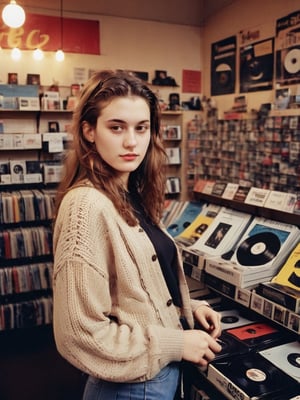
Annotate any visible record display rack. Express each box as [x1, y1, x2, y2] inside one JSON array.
[[180, 191, 300, 398], [162, 111, 186, 200], [186, 114, 300, 196], [0, 188, 56, 331], [0, 103, 71, 332]]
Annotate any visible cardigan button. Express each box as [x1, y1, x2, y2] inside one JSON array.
[[166, 299, 173, 307], [151, 254, 157, 261], [138, 228, 143, 232]]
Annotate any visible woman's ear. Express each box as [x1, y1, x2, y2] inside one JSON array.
[[82, 121, 95, 143]]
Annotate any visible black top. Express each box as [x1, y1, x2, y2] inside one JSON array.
[[128, 192, 182, 307]]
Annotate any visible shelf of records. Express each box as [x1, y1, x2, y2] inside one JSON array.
[[0, 188, 56, 224], [192, 179, 300, 225], [0, 293, 53, 331], [185, 114, 300, 195], [0, 83, 77, 112], [162, 198, 300, 335], [0, 159, 63, 186]]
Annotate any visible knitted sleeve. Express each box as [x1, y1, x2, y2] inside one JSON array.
[[52, 187, 184, 382]]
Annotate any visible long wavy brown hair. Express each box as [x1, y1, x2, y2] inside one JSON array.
[[54, 70, 167, 226]]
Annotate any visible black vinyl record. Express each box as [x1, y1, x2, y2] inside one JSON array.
[[236, 232, 281, 266], [221, 315, 239, 324], [287, 352, 300, 368], [212, 353, 297, 398], [214, 331, 249, 360]]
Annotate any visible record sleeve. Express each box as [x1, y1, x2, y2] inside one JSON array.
[[220, 308, 256, 330], [259, 340, 300, 383], [231, 217, 299, 272], [272, 242, 300, 291], [190, 207, 252, 257], [225, 321, 287, 350], [208, 352, 298, 400], [166, 201, 204, 237], [175, 203, 221, 247]]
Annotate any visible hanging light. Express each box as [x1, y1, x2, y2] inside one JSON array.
[[2, 0, 26, 28], [55, 0, 65, 62], [11, 47, 22, 60], [33, 47, 44, 61]]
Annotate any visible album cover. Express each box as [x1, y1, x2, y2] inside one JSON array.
[[244, 187, 270, 207], [190, 207, 252, 258], [225, 321, 288, 351], [167, 201, 204, 237], [264, 190, 297, 213], [10, 160, 26, 183], [272, 241, 300, 291], [221, 182, 239, 200], [240, 38, 274, 93], [260, 341, 300, 383], [208, 352, 298, 400], [176, 214, 214, 247], [175, 203, 221, 247], [275, 10, 300, 86], [211, 35, 236, 96], [211, 181, 227, 197], [230, 217, 300, 273], [165, 147, 181, 165]]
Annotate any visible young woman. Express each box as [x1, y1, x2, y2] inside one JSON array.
[[52, 70, 221, 400]]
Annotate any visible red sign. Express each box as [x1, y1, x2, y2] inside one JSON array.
[[0, 13, 100, 55], [182, 69, 201, 93]]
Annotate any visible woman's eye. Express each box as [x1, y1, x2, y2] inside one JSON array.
[[111, 125, 122, 132], [136, 125, 149, 133]]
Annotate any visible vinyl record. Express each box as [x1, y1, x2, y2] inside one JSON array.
[[213, 353, 297, 397], [236, 232, 281, 266], [221, 315, 239, 324], [215, 63, 232, 88], [284, 48, 300, 74], [214, 331, 249, 360], [287, 352, 300, 368]]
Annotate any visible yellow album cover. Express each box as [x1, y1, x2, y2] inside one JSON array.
[[271, 242, 300, 291]]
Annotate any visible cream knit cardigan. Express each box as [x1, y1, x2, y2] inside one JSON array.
[[53, 184, 205, 382]]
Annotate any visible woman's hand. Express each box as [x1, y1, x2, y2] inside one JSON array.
[[194, 305, 222, 339], [182, 329, 222, 366]]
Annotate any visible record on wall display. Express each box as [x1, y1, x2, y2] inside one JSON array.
[[284, 48, 300, 74], [236, 232, 281, 266], [211, 35, 236, 96], [240, 38, 274, 93], [275, 11, 300, 86], [210, 352, 298, 399]]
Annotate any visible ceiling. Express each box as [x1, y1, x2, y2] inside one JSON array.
[[23, 0, 234, 27]]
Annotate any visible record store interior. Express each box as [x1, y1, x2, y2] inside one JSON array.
[[1, 0, 300, 399]]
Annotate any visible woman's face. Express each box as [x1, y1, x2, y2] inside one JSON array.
[[83, 95, 151, 186]]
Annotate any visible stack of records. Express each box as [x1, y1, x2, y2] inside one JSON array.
[[166, 201, 204, 237], [205, 217, 300, 287], [259, 341, 300, 384], [208, 352, 299, 400], [189, 207, 252, 258], [175, 203, 221, 247]]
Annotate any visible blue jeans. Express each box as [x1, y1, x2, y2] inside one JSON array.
[[82, 362, 180, 400]]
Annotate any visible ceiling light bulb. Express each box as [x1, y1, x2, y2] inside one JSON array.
[[2, 0, 26, 28], [55, 49, 65, 62], [33, 48, 44, 60], [11, 47, 21, 60]]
